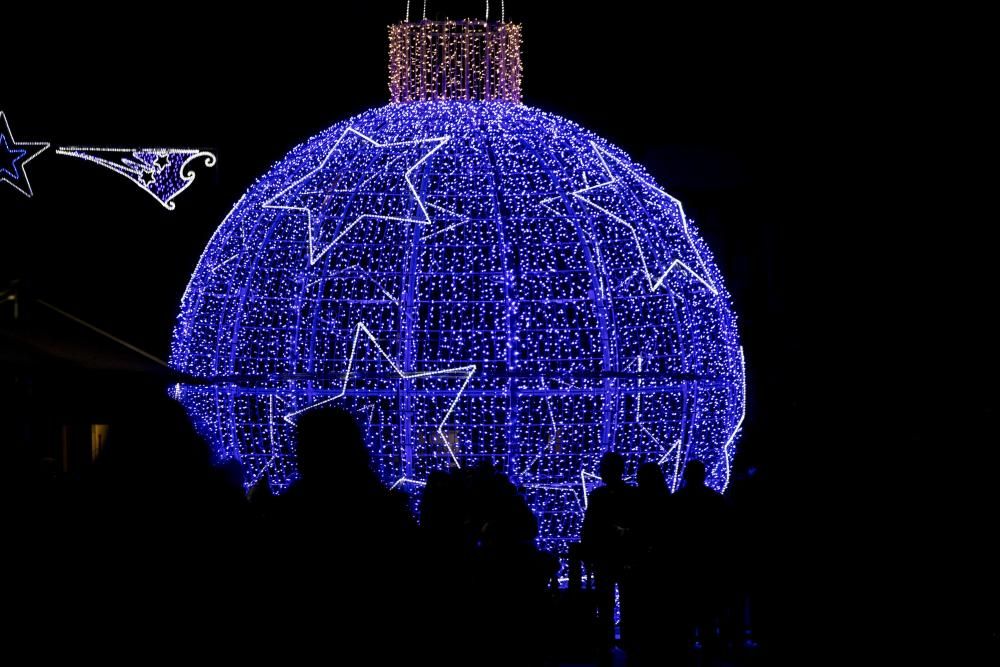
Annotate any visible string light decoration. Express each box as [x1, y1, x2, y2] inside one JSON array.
[[0, 111, 50, 198], [389, 20, 522, 103], [56, 147, 216, 210], [171, 19, 744, 556]]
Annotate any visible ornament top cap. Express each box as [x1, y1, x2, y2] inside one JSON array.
[[388, 19, 522, 104]]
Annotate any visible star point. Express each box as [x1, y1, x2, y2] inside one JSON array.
[[282, 322, 476, 468], [543, 142, 719, 296], [0, 111, 50, 198], [263, 128, 451, 265]]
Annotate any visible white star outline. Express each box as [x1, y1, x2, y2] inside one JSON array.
[[519, 396, 560, 478], [245, 394, 282, 489], [642, 425, 686, 493], [519, 396, 681, 502], [519, 396, 689, 512], [542, 142, 719, 296], [310, 264, 401, 306], [522, 467, 608, 514], [262, 128, 452, 265], [0, 111, 50, 198], [572, 430, 685, 510], [389, 477, 428, 491], [281, 322, 476, 469]]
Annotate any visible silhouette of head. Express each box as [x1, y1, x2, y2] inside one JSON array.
[[637, 462, 666, 491], [683, 459, 707, 488], [599, 451, 625, 485], [295, 408, 367, 484]]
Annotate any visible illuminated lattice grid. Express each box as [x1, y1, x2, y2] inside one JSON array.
[[172, 101, 744, 555]]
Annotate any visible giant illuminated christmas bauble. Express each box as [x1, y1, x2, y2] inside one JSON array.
[[171, 19, 744, 553]]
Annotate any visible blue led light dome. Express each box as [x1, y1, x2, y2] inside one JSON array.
[[171, 22, 743, 554]]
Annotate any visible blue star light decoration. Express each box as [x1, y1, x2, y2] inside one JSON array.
[[56, 146, 216, 210], [263, 128, 449, 264], [0, 111, 50, 198], [171, 102, 745, 556]]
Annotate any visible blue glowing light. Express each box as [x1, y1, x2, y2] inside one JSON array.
[[0, 111, 50, 198], [170, 101, 744, 554]]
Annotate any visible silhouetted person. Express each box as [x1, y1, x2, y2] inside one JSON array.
[[76, 394, 250, 658], [272, 407, 417, 661], [635, 461, 670, 551], [630, 462, 673, 663], [416, 468, 477, 664], [416, 460, 556, 666], [582, 451, 636, 660], [672, 459, 730, 657], [421, 469, 465, 550], [473, 469, 555, 666]]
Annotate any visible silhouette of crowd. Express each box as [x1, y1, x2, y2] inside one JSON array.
[[8, 393, 765, 665]]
